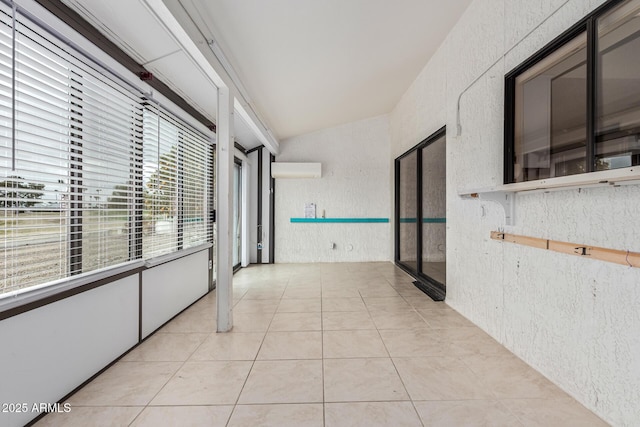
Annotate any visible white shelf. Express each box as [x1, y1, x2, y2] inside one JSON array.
[[458, 166, 640, 226]]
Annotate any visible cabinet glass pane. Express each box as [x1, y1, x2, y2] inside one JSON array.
[[514, 33, 587, 182], [596, 0, 640, 171]]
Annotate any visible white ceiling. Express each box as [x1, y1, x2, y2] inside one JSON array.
[[178, 0, 473, 140], [61, 0, 266, 150], [61, 0, 472, 146]]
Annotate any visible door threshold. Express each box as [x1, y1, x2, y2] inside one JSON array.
[[413, 280, 445, 301]]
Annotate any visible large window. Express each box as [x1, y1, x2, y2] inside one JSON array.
[[0, 5, 214, 297], [505, 0, 640, 183], [142, 107, 213, 258]]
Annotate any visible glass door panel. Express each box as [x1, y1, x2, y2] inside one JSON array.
[[420, 135, 446, 286], [398, 151, 418, 270]]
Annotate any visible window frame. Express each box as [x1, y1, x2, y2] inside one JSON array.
[[394, 126, 447, 301], [504, 0, 633, 184], [0, 1, 216, 306]]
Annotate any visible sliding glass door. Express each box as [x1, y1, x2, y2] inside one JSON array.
[[395, 127, 446, 300]]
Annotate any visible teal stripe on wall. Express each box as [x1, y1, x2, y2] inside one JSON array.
[[399, 218, 446, 223], [290, 218, 389, 223]]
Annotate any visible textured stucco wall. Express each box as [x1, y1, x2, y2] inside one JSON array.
[[390, 0, 640, 425], [275, 115, 391, 262]]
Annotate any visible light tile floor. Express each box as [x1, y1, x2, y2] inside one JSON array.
[[36, 262, 609, 427]]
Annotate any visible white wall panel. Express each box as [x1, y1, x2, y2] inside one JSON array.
[[141, 250, 209, 337], [0, 275, 138, 427]]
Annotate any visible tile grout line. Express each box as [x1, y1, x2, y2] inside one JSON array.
[[362, 284, 426, 427], [320, 272, 326, 427], [125, 299, 220, 426], [227, 276, 282, 424]]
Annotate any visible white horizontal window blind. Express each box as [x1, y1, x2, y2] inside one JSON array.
[[143, 106, 178, 258], [143, 106, 213, 258], [181, 118, 212, 250], [10, 7, 74, 287], [0, 4, 213, 297], [0, 6, 143, 294]]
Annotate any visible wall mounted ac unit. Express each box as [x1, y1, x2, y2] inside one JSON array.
[[271, 162, 322, 178]]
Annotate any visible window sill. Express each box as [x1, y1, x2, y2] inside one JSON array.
[[458, 166, 640, 225], [144, 243, 212, 268], [0, 260, 145, 316]]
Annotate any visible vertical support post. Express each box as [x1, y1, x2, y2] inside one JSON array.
[[216, 86, 234, 332], [262, 151, 272, 263], [241, 157, 250, 267], [269, 153, 275, 264], [208, 144, 216, 292], [394, 158, 400, 263], [416, 148, 423, 275], [256, 147, 263, 262]]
